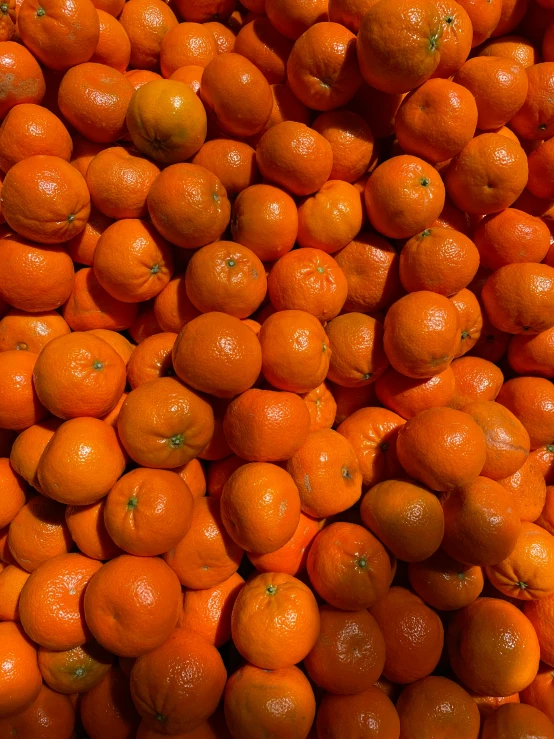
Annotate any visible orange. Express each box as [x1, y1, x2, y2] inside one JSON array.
[[104, 468, 194, 557], [509, 328, 554, 378], [286, 428, 362, 518], [84, 554, 182, 657], [159, 22, 217, 78], [231, 571, 319, 669], [119, 0, 178, 71], [247, 511, 322, 576], [328, 0, 377, 31], [0, 458, 24, 529], [126, 80, 207, 165], [18, 0, 99, 71], [234, 17, 293, 84], [297, 180, 363, 254], [268, 247, 348, 321], [65, 500, 122, 561], [301, 382, 337, 431], [0, 564, 29, 621], [126, 332, 176, 389], [256, 121, 333, 196], [448, 597, 540, 695], [521, 662, 554, 722], [86, 148, 160, 221], [528, 138, 554, 200], [70, 135, 107, 178], [169, 64, 204, 92], [129, 303, 163, 343], [396, 676, 480, 739], [220, 462, 300, 554], [0, 683, 75, 739], [87, 329, 134, 366], [63, 267, 139, 331], [130, 629, 226, 735], [286, 21, 361, 112], [0, 41, 45, 119], [304, 605, 385, 695], [361, 478, 444, 562], [58, 62, 134, 144], [163, 496, 243, 589], [0, 622, 42, 718], [147, 163, 230, 249], [38, 640, 112, 695], [454, 56, 529, 129], [33, 331, 126, 420], [365, 155, 445, 239], [93, 219, 173, 303], [66, 208, 113, 267], [1, 155, 89, 244], [525, 592, 554, 667], [369, 586, 444, 684], [80, 667, 140, 739], [173, 0, 234, 22], [179, 571, 244, 648], [0, 311, 66, 356], [0, 351, 47, 431], [474, 208, 551, 270], [375, 366, 455, 420], [264, 0, 328, 38], [0, 103, 72, 173], [445, 133, 528, 214], [511, 63, 554, 140], [480, 34, 539, 66], [383, 291, 460, 379], [192, 139, 259, 197], [470, 691, 521, 718], [185, 241, 266, 319], [357, 0, 442, 93], [0, 235, 75, 313], [231, 183, 297, 262], [200, 53, 272, 138], [204, 20, 235, 53], [396, 79, 477, 164], [253, 82, 312, 141], [468, 317, 511, 363], [172, 312, 261, 398], [400, 226, 480, 297], [486, 522, 554, 600], [481, 703, 554, 738], [19, 552, 102, 650], [455, 0, 502, 46], [259, 310, 329, 393], [432, 0, 473, 78], [497, 376, 554, 449], [90, 9, 131, 72], [533, 451, 554, 487], [326, 313, 387, 387], [8, 496, 71, 573], [498, 455, 547, 522], [223, 388, 310, 462], [316, 686, 400, 738], [408, 548, 484, 610], [307, 521, 391, 610], [311, 110, 374, 183], [442, 476, 522, 565], [463, 400, 530, 480], [337, 406, 405, 487], [224, 663, 315, 739], [117, 376, 214, 468], [153, 274, 200, 333], [100, 390, 127, 428], [449, 355, 504, 409]]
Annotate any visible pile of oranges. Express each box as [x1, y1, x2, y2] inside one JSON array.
[[2, 0, 554, 736]]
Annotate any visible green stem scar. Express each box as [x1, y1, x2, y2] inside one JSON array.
[[168, 433, 184, 448]]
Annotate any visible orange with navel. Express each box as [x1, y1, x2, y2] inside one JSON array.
[[408, 548, 484, 610]]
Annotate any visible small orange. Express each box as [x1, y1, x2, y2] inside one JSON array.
[[301, 382, 337, 431], [206, 456, 248, 499], [0, 621, 42, 718], [509, 328, 554, 378], [408, 548, 484, 610], [307, 522, 391, 610], [511, 63, 554, 141], [104, 468, 194, 557], [231, 571, 320, 669], [248, 512, 323, 576], [0, 682, 75, 737], [268, 247, 348, 321], [433, 0, 473, 78], [128, 304, 163, 344], [311, 110, 374, 183], [480, 34, 539, 67], [0, 458, 25, 529], [191, 139, 259, 197], [365, 155, 446, 239], [234, 17, 293, 84], [88, 329, 134, 366], [325, 313, 388, 387], [8, 496, 72, 573], [169, 64, 204, 93], [455, 0, 502, 47], [65, 208, 113, 267], [179, 572, 244, 648], [520, 662, 554, 722], [481, 703, 554, 738], [449, 355, 504, 409], [204, 20, 235, 53], [90, 9, 131, 72], [38, 640, 112, 695], [0, 350, 47, 431], [163, 496, 243, 590], [369, 586, 444, 684], [297, 180, 363, 254], [153, 274, 200, 333], [474, 208, 551, 270], [497, 376, 554, 449], [498, 455, 547, 523], [62, 267, 139, 332], [0, 564, 30, 621], [315, 686, 400, 738], [80, 667, 140, 739], [65, 500, 122, 561], [375, 366, 455, 420], [126, 331, 176, 388], [159, 22, 217, 78]]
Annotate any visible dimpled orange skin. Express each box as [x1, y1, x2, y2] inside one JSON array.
[[397, 407, 487, 492], [509, 328, 554, 378], [0, 682, 76, 737], [511, 63, 554, 141], [408, 549, 485, 611], [0, 41, 46, 119], [482, 263, 554, 335], [0, 310, 70, 354], [0, 564, 29, 621], [126, 332, 176, 389], [307, 522, 392, 610], [375, 366, 456, 419], [259, 310, 330, 394], [1, 155, 90, 244], [497, 376, 554, 450], [84, 555, 182, 658], [384, 292, 461, 379], [315, 686, 400, 739], [325, 313, 389, 388], [0, 621, 42, 718], [365, 155, 446, 239], [0, 458, 25, 528], [448, 597, 540, 696], [473, 208, 551, 270], [65, 500, 122, 561], [231, 572, 320, 670], [481, 703, 554, 739], [172, 312, 262, 399], [301, 382, 337, 431], [247, 512, 323, 576], [192, 139, 259, 197], [37, 641, 113, 695], [18, 553, 102, 651], [445, 133, 529, 215], [223, 389, 311, 462], [498, 455, 547, 523], [179, 571, 244, 648], [297, 180, 364, 255], [7, 496, 72, 573]]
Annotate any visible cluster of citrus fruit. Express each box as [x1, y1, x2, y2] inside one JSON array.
[[2, 0, 554, 736]]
